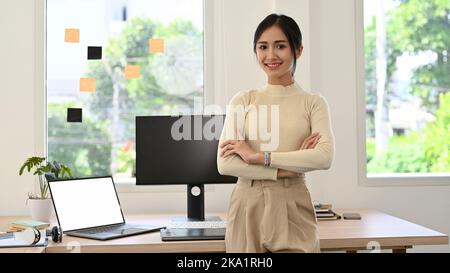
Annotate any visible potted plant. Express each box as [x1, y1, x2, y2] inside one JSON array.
[[19, 157, 73, 222]]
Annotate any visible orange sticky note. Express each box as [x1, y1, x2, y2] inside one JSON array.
[[125, 65, 141, 80], [80, 78, 96, 92], [65, 28, 80, 43], [149, 38, 164, 53]]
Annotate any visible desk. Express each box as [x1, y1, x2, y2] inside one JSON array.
[[0, 209, 447, 253], [0, 247, 45, 253], [319, 209, 448, 253]]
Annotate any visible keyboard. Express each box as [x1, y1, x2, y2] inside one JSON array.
[[166, 221, 227, 229], [161, 227, 226, 241], [82, 225, 126, 234]]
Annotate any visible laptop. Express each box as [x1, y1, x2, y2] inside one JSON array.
[[48, 176, 164, 241]]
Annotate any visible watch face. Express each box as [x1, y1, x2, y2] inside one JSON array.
[[264, 152, 270, 166]]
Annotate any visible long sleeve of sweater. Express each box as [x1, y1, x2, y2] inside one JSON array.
[[270, 94, 335, 173], [217, 92, 278, 181]]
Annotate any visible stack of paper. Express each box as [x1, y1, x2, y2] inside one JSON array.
[[10, 220, 50, 231], [314, 204, 341, 221]]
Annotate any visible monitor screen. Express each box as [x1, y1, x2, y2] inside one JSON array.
[[136, 115, 237, 185]]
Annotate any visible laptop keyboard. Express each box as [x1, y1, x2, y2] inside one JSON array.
[[81, 225, 126, 234]]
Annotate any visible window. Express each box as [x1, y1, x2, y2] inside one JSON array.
[[361, 0, 449, 181], [46, 0, 204, 179]]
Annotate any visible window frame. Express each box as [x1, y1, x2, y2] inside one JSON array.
[[38, 0, 214, 192], [355, 0, 450, 187]]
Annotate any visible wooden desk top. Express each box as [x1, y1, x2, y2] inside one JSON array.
[[0, 247, 46, 253], [320, 209, 448, 251], [46, 214, 225, 253], [0, 209, 447, 253]]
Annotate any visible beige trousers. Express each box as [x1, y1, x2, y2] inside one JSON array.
[[225, 177, 320, 253]]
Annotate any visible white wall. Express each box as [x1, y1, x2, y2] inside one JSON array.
[[0, 0, 38, 216], [0, 0, 448, 252]]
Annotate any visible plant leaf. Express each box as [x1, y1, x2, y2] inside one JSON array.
[[19, 157, 46, 175], [41, 165, 51, 172], [47, 162, 55, 172], [54, 161, 61, 173], [60, 165, 73, 178], [19, 164, 26, 175], [45, 173, 56, 182]]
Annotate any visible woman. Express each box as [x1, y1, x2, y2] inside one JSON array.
[[217, 14, 335, 253]]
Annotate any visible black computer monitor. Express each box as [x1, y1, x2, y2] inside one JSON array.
[[135, 115, 237, 222]]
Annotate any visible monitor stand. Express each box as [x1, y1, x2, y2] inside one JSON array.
[[171, 184, 222, 222], [162, 184, 226, 241]]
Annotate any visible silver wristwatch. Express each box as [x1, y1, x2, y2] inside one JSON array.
[[263, 152, 271, 166]]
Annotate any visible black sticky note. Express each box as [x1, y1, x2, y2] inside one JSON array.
[[87, 46, 102, 60], [67, 108, 82, 123]]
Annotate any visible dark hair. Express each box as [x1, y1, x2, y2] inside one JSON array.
[[253, 14, 303, 76]]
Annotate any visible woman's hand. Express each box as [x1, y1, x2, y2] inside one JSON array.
[[300, 132, 321, 150], [277, 132, 322, 179], [277, 169, 299, 178], [220, 132, 321, 167], [220, 139, 263, 165]]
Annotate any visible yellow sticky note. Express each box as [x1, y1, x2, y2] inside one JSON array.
[[125, 65, 141, 80], [80, 78, 96, 92], [149, 38, 164, 53], [65, 28, 80, 43]]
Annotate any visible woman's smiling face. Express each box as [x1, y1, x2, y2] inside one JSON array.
[[256, 25, 301, 85]]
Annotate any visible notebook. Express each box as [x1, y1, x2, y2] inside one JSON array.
[[0, 230, 48, 248]]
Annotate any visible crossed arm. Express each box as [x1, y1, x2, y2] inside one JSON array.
[[216, 94, 334, 180], [219, 133, 321, 179]]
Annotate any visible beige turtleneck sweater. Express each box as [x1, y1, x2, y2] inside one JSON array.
[[217, 82, 334, 180]]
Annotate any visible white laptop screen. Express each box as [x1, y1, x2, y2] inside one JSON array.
[[49, 177, 125, 231]]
